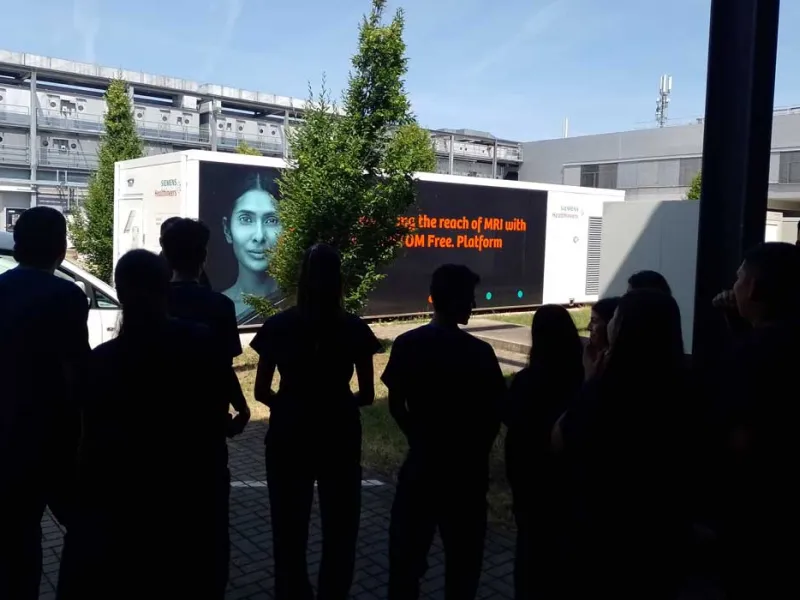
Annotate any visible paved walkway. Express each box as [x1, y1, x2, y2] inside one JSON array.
[[38, 419, 517, 599]]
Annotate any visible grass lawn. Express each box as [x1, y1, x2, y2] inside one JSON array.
[[488, 306, 592, 333], [233, 345, 515, 526]]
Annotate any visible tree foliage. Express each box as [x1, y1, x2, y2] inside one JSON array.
[[70, 78, 142, 281], [267, 0, 436, 314], [235, 141, 262, 156], [687, 169, 702, 200]]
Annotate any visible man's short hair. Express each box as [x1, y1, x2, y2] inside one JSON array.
[[160, 216, 181, 239], [161, 218, 210, 274], [430, 264, 480, 315], [628, 270, 672, 296], [742, 242, 800, 313], [13, 206, 68, 269]]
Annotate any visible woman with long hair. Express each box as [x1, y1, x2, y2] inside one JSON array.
[[554, 289, 692, 599], [57, 250, 231, 600], [250, 244, 382, 600], [505, 305, 584, 600]]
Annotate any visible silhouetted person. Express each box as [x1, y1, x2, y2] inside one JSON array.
[[583, 296, 620, 379], [383, 264, 506, 600], [505, 305, 583, 600], [250, 244, 381, 600], [553, 289, 692, 599], [0, 206, 89, 600], [627, 269, 672, 295], [161, 217, 250, 597], [707, 242, 800, 600], [159, 215, 211, 287], [56, 250, 230, 600]]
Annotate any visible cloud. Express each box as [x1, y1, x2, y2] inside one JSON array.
[[466, 0, 572, 78], [200, 0, 245, 81], [72, 0, 101, 63]]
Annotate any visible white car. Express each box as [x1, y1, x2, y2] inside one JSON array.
[[0, 231, 121, 348]]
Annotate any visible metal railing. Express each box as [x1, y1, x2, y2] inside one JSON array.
[[37, 108, 104, 134], [0, 144, 30, 165], [138, 123, 209, 145], [432, 137, 523, 162], [216, 132, 283, 154], [0, 104, 31, 127], [38, 149, 98, 170]]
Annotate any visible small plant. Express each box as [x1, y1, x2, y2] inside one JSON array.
[[686, 170, 702, 200], [235, 141, 262, 156]]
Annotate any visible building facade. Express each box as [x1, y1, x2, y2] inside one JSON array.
[[519, 109, 800, 214], [0, 50, 523, 227]]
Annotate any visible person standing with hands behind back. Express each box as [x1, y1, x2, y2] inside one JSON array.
[[383, 265, 506, 600], [161, 218, 250, 598], [250, 243, 382, 600]]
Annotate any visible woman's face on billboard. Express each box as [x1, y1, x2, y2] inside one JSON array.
[[223, 188, 281, 274]]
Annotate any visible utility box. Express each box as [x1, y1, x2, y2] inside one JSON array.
[[599, 200, 700, 349], [599, 200, 786, 351]]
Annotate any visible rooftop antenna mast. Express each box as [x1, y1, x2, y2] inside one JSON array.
[[656, 74, 673, 128]]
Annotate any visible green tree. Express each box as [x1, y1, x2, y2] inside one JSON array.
[[70, 78, 142, 281], [687, 169, 702, 200], [267, 0, 436, 314], [235, 141, 262, 156]]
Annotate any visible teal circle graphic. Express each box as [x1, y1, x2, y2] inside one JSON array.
[[517, 290, 524, 299], [485, 292, 493, 301]]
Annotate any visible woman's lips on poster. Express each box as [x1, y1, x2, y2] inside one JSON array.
[[248, 249, 266, 259]]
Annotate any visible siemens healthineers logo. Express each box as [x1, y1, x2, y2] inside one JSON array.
[[155, 179, 181, 197]]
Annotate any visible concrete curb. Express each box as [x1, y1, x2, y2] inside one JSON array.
[[472, 334, 530, 356]]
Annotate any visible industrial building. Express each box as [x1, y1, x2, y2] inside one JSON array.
[[519, 108, 800, 215], [0, 49, 523, 226]]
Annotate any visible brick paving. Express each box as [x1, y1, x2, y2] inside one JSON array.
[[38, 419, 517, 599]]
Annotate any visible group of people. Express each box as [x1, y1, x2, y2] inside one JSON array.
[[1, 205, 798, 600]]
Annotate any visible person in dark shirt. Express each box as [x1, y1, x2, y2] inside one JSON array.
[[159, 215, 211, 287], [553, 289, 692, 600], [161, 217, 250, 598], [708, 242, 800, 600], [627, 269, 672, 296], [56, 250, 230, 599], [0, 207, 90, 600], [250, 243, 381, 600], [504, 305, 583, 600], [382, 264, 506, 600]]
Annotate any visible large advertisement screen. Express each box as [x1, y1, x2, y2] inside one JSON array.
[[367, 180, 549, 316], [198, 161, 549, 324], [198, 161, 284, 326]]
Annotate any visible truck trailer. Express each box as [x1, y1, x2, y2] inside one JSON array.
[[113, 150, 624, 326]]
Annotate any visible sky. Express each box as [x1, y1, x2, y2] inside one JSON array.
[[3, 0, 800, 142]]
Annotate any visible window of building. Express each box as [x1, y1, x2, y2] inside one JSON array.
[[53, 138, 70, 153], [580, 163, 618, 189], [779, 151, 800, 183], [679, 157, 702, 186]]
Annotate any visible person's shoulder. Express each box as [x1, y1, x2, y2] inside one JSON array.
[[460, 329, 497, 357], [266, 306, 299, 327], [511, 366, 533, 388], [53, 275, 88, 302], [254, 306, 297, 338], [393, 323, 432, 346], [90, 337, 121, 365]]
